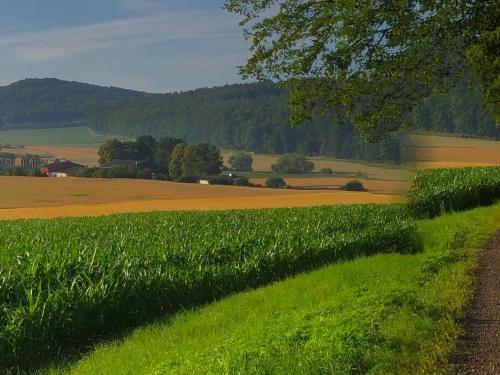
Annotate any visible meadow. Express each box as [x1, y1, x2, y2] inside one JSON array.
[[0, 204, 418, 369]]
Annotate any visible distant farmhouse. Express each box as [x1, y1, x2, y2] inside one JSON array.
[[40, 160, 85, 177]]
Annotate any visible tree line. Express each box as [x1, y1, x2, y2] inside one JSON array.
[[93, 135, 223, 180], [85, 80, 498, 165], [0, 78, 146, 130], [87, 82, 412, 164]]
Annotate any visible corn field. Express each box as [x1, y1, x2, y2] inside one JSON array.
[[0, 204, 418, 368], [408, 166, 500, 218]]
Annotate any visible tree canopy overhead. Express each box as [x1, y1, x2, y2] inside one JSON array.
[[225, 0, 499, 141]]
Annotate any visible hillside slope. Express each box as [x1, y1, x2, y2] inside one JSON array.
[[0, 77, 497, 164], [0, 78, 147, 130]]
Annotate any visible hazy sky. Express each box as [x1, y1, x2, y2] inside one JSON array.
[[0, 0, 249, 92]]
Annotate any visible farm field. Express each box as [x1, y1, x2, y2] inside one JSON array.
[[221, 150, 414, 180], [250, 176, 410, 194], [9, 145, 100, 166], [40, 204, 500, 374], [0, 204, 418, 369], [1, 166, 499, 373], [0, 176, 400, 219], [409, 134, 500, 168], [0, 127, 497, 221], [0, 126, 127, 148]]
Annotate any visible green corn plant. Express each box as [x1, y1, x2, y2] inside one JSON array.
[[0, 204, 419, 370]]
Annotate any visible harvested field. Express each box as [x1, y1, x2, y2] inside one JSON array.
[[410, 134, 500, 168], [9, 145, 99, 166], [221, 151, 413, 180], [0, 176, 400, 220], [251, 176, 410, 195]]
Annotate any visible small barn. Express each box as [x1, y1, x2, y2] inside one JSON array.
[[41, 160, 85, 177]]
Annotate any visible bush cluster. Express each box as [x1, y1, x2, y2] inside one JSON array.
[[340, 180, 366, 191], [271, 154, 315, 174], [0, 167, 45, 177], [320, 167, 334, 174], [72, 166, 152, 179], [266, 176, 286, 189]]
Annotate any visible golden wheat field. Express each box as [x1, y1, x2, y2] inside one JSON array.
[[409, 134, 500, 168], [0, 133, 497, 220], [0, 176, 399, 220], [11, 145, 100, 166], [250, 177, 410, 195]]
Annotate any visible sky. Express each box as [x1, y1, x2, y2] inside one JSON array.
[[0, 0, 250, 93]]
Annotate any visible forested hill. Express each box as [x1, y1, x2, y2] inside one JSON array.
[[0, 77, 497, 164], [0, 78, 148, 130], [86, 77, 498, 162]]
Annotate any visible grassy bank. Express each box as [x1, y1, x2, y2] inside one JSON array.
[[44, 204, 500, 374]]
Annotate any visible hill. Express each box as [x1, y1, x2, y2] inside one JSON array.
[[0, 78, 147, 131], [0, 77, 497, 164]]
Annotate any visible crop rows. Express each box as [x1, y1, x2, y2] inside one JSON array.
[[0, 204, 419, 368], [408, 166, 500, 217]]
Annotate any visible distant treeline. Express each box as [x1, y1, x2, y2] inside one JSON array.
[[87, 83, 410, 164], [0, 78, 147, 130], [0, 77, 497, 165], [91, 135, 224, 181], [411, 75, 498, 139]]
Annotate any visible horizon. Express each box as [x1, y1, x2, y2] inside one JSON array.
[[0, 76, 257, 94], [0, 0, 248, 93]]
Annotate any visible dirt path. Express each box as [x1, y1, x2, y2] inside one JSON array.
[[456, 230, 500, 374]]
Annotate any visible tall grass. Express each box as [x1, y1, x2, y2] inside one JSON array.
[[0, 205, 418, 370], [408, 166, 500, 217]]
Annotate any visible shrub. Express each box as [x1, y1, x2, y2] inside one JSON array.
[[207, 176, 233, 185], [93, 168, 110, 178], [169, 143, 223, 179], [233, 177, 251, 186], [26, 169, 45, 177], [109, 166, 138, 179], [320, 167, 334, 174], [228, 152, 253, 172], [271, 154, 315, 174], [136, 168, 153, 180], [340, 180, 366, 191], [408, 166, 500, 218], [175, 176, 198, 183], [266, 176, 286, 189], [154, 173, 167, 181]]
